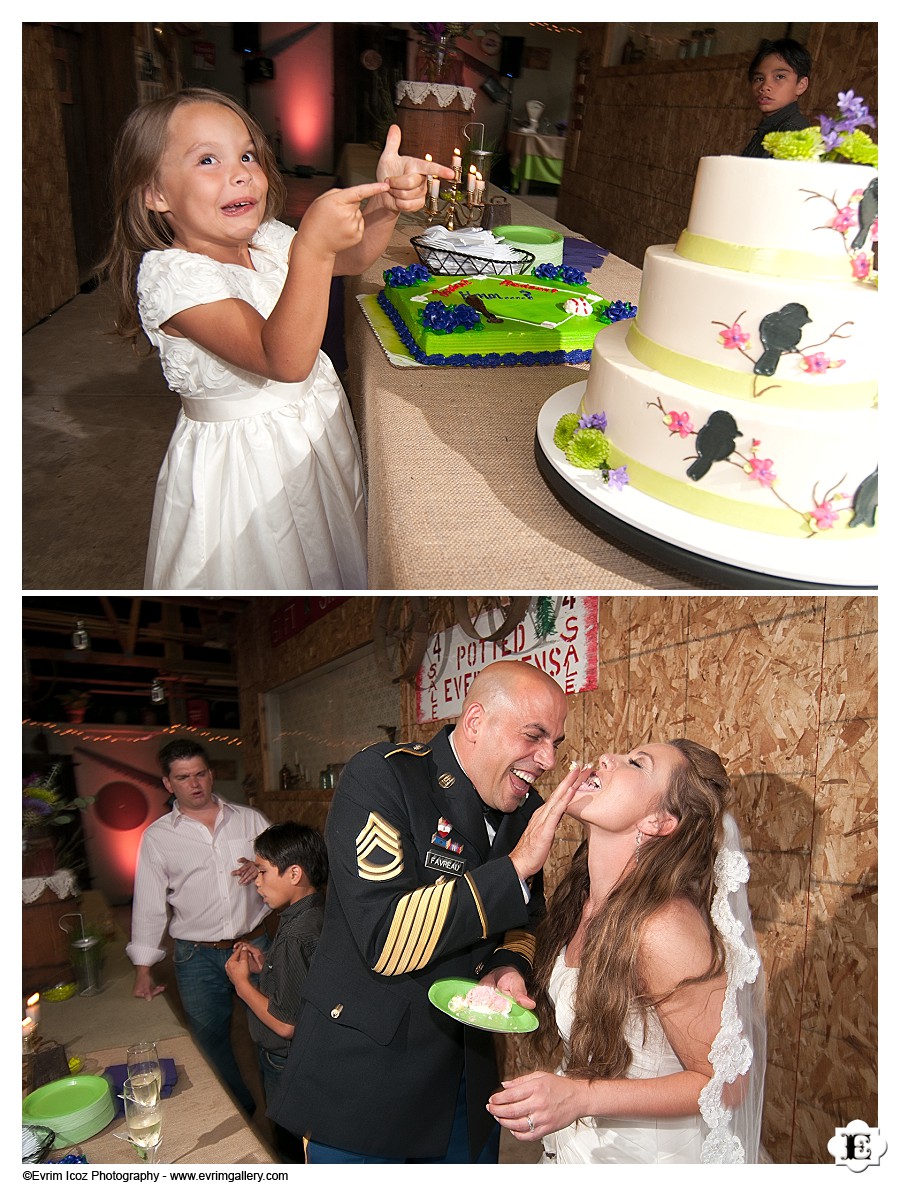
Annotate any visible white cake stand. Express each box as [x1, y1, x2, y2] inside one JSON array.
[[536, 382, 877, 590]]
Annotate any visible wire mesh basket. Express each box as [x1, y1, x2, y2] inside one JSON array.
[[410, 236, 535, 277], [22, 1125, 56, 1164]]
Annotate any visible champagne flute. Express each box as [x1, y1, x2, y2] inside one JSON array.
[[126, 1041, 161, 1100], [122, 1074, 162, 1163]]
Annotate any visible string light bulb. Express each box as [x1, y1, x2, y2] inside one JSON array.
[[72, 620, 91, 651]]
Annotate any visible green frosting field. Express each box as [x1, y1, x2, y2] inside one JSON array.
[[385, 274, 606, 359]]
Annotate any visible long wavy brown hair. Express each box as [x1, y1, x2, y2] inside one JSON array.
[[523, 738, 731, 1079], [97, 87, 286, 348]]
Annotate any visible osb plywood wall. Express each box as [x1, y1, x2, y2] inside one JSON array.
[[23, 24, 79, 328], [238, 598, 377, 801], [237, 594, 876, 1164], [558, 22, 878, 268]]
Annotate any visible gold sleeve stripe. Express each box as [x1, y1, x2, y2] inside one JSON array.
[[372, 879, 456, 975], [495, 928, 536, 965], [394, 879, 452, 974], [464, 872, 489, 939]]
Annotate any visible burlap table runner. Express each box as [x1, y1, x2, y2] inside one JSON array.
[[52, 1034, 275, 1164], [343, 188, 710, 590]]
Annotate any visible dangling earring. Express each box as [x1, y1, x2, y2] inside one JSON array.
[[635, 829, 645, 863]]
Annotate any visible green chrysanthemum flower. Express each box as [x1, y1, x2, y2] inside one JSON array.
[[763, 127, 825, 161], [831, 129, 878, 166], [553, 412, 581, 451], [565, 427, 611, 470]]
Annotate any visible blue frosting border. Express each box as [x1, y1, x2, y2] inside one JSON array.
[[376, 290, 593, 368]]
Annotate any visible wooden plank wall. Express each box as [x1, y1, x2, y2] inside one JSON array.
[[240, 594, 876, 1163], [23, 24, 80, 329], [557, 22, 878, 268]]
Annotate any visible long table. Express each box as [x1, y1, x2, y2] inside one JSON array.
[[340, 179, 708, 589], [26, 939, 275, 1164]]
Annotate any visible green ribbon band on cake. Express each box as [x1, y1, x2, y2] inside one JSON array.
[[626, 325, 876, 409], [676, 231, 856, 281], [606, 446, 872, 540]]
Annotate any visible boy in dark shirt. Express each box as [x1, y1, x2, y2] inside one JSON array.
[[741, 37, 811, 157], [226, 822, 327, 1161]]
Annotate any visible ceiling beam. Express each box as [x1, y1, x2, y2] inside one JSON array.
[[24, 646, 236, 680]]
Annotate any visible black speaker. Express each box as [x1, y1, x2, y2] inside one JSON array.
[[232, 23, 260, 55], [244, 57, 275, 84], [499, 36, 524, 79]]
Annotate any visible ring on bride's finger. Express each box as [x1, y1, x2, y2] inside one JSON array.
[[527, 1115, 535, 1133]]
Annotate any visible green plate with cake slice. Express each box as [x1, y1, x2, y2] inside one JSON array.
[[429, 977, 539, 1033]]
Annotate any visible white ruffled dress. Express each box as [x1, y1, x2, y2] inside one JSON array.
[[540, 950, 703, 1163], [137, 219, 367, 590]]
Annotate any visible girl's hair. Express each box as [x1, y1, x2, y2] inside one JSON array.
[[748, 37, 812, 83], [98, 87, 286, 347], [523, 738, 731, 1079]]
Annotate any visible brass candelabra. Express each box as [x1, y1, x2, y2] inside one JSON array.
[[424, 150, 486, 231]]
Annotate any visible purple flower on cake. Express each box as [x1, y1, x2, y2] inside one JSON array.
[[535, 263, 588, 286], [603, 300, 638, 323], [579, 412, 608, 432], [835, 90, 876, 130], [850, 253, 872, 280], [604, 465, 629, 491], [744, 456, 777, 486], [422, 300, 481, 333], [819, 92, 875, 151], [718, 322, 750, 350], [664, 410, 694, 438], [385, 264, 431, 287], [831, 206, 856, 233]]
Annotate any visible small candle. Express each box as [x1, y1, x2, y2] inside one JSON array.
[[22, 1017, 37, 1051], [25, 993, 40, 1027], [452, 147, 462, 176], [429, 175, 440, 198], [475, 172, 485, 202], [467, 165, 477, 193]]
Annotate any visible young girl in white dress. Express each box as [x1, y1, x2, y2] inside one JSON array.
[[488, 740, 767, 1163], [102, 87, 453, 589]]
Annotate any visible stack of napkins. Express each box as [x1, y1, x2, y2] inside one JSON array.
[[103, 1059, 178, 1115], [416, 226, 523, 274]]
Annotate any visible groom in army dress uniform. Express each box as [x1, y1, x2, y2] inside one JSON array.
[[269, 660, 583, 1162]]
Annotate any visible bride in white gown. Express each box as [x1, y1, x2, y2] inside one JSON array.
[[488, 739, 766, 1163]]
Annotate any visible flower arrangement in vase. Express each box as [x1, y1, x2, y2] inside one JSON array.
[[23, 763, 94, 877], [413, 23, 472, 85]]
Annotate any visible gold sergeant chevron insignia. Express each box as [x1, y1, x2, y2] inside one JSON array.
[[356, 812, 404, 881]]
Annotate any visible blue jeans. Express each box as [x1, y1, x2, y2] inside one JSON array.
[[259, 1046, 288, 1111], [306, 1074, 500, 1164], [259, 1048, 306, 1162], [173, 937, 268, 1115]]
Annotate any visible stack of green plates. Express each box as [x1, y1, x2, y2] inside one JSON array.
[[22, 1075, 115, 1149], [495, 225, 564, 269]]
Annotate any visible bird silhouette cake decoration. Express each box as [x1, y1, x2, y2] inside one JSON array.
[[550, 92, 877, 549]]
